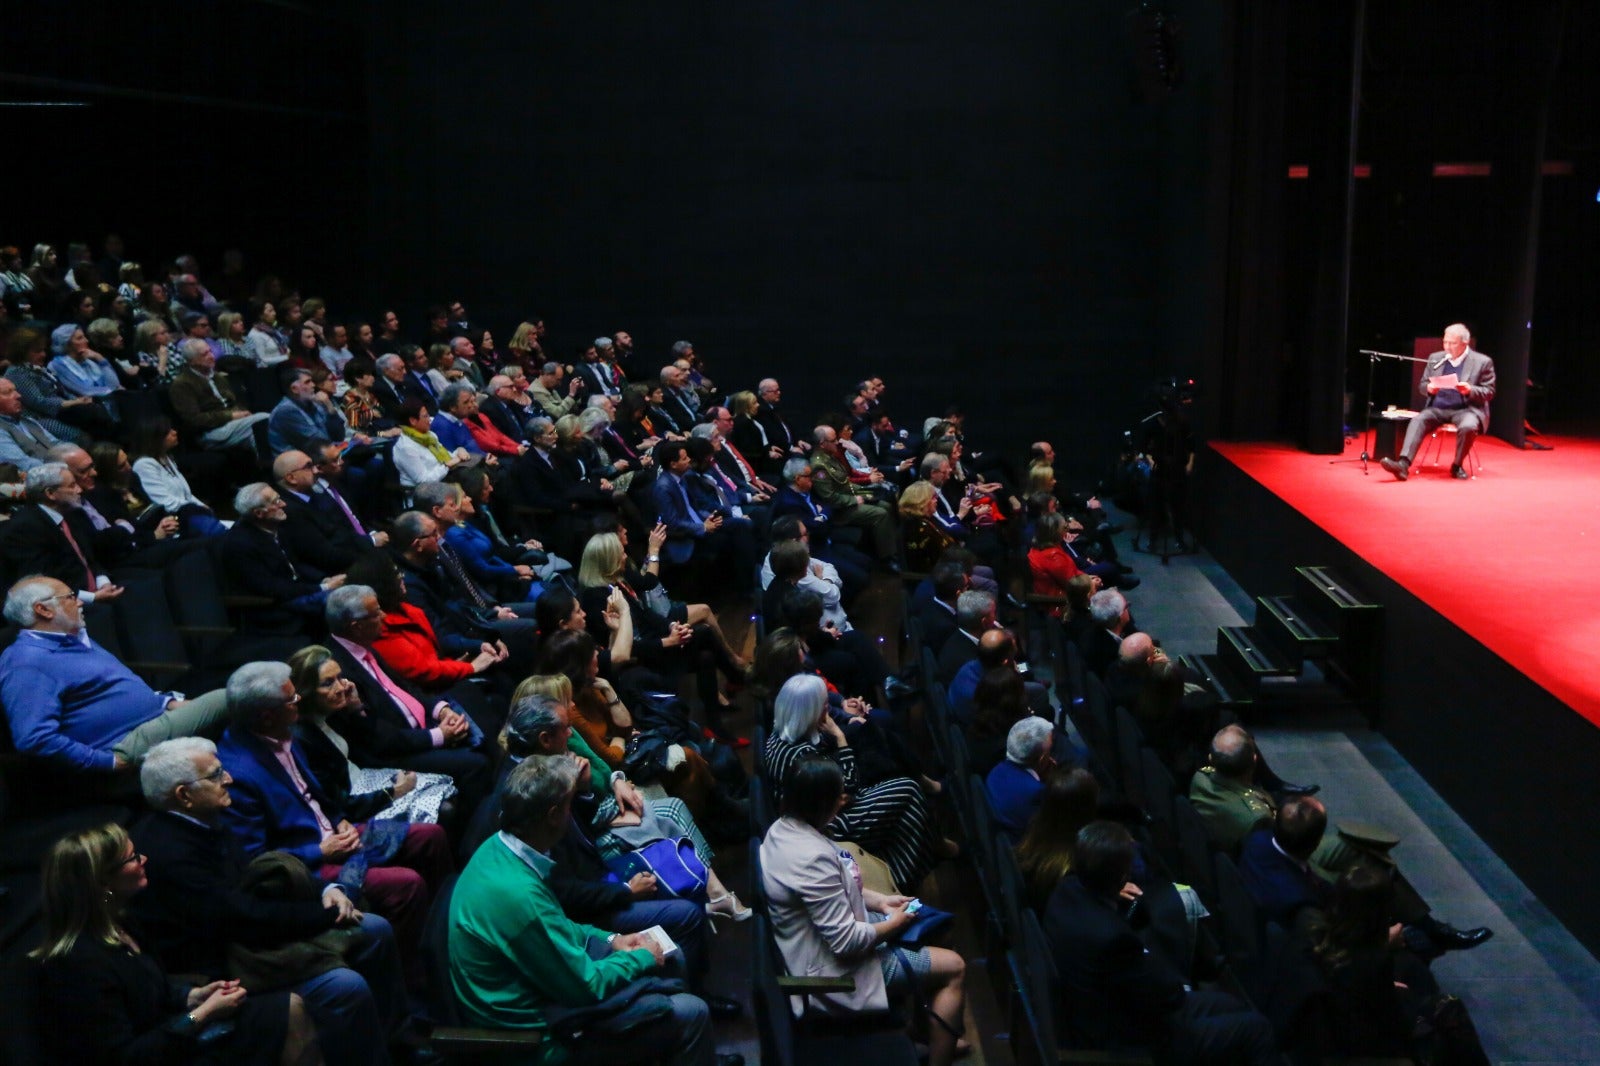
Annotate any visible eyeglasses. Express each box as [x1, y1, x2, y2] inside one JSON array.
[[32, 592, 78, 608], [188, 765, 226, 785], [119, 850, 146, 869]]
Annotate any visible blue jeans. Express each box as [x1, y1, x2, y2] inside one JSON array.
[[606, 896, 709, 984], [294, 912, 404, 1066], [563, 991, 713, 1066]]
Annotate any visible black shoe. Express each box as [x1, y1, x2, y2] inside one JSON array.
[[1099, 522, 1126, 534], [1451, 465, 1469, 479], [1116, 576, 1141, 591], [884, 675, 920, 700], [1379, 457, 1409, 481], [1429, 923, 1493, 952], [1276, 780, 1321, 797], [704, 994, 745, 1021]]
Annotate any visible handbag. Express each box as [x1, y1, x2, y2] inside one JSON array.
[[605, 837, 709, 901], [894, 903, 955, 948]]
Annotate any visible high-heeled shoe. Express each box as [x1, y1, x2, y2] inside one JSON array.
[[705, 891, 753, 926]]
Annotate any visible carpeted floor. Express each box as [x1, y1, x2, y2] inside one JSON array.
[[1211, 435, 1600, 722]]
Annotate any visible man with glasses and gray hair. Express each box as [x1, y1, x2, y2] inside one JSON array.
[[0, 575, 229, 788], [0, 461, 124, 601], [132, 736, 407, 1066], [220, 482, 346, 635]]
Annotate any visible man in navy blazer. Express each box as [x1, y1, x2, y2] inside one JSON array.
[[1381, 322, 1496, 480], [216, 661, 453, 986], [649, 440, 756, 590], [1044, 821, 1278, 1063], [985, 717, 1056, 836]]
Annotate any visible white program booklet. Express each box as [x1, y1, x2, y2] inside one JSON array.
[[637, 924, 680, 958]]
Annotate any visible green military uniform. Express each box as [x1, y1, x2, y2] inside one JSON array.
[[1188, 766, 1370, 879], [809, 449, 896, 558]]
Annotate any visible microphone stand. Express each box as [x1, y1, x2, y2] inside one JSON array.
[[1330, 349, 1429, 473]]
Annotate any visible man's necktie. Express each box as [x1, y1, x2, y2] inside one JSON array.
[[361, 648, 429, 729], [438, 542, 493, 610], [320, 481, 366, 536], [79, 499, 111, 532], [57, 517, 97, 590]]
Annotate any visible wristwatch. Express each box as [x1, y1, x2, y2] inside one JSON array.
[[610, 770, 627, 785]]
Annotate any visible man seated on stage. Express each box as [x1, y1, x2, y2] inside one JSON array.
[[1380, 323, 1495, 481]]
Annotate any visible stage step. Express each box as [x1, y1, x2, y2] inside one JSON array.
[[1253, 595, 1340, 661], [1180, 652, 1254, 711], [1217, 626, 1302, 682], [1292, 565, 1385, 714]]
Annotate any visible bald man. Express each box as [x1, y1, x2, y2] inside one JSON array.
[[273, 449, 377, 575], [1381, 323, 1496, 480]]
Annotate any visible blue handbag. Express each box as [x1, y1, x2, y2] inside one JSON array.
[[605, 837, 709, 901]]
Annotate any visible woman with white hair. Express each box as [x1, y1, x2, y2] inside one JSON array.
[[48, 323, 122, 400], [761, 673, 951, 890]]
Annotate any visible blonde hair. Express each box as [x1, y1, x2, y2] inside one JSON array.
[[1027, 462, 1056, 494], [216, 310, 243, 339], [554, 413, 583, 450], [728, 390, 758, 418], [33, 823, 131, 961], [578, 533, 625, 589], [898, 480, 936, 518], [503, 674, 574, 751], [509, 321, 540, 354]]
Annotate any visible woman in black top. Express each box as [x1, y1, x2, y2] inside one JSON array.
[[34, 822, 313, 1066]]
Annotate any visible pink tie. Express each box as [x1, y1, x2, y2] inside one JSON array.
[[362, 648, 428, 729], [58, 518, 97, 591]]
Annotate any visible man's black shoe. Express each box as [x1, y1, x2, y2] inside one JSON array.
[[1116, 576, 1141, 591], [1276, 781, 1321, 797], [1380, 457, 1409, 481], [705, 994, 744, 1021], [1451, 465, 1469, 479], [884, 675, 920, 700], [1430, 923, 1493, 952]]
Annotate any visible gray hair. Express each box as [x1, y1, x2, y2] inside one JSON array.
[[525, 416, 554, 439], [140, 737, 218, 808], [45, 443, 85, 464], [450, 336, 474, 354], [86, 317, 121, 349], [576, 406, 610, 436], [594, 337, 613, 351], [919, 453, 949, 478], [503, 692, 565, 758], [780, 457, 811, 486], [23, 462, 73, 503], [438, 383, 473, 413], [225, 661, 293, 729], [758, 378, 779, 395], [376, 353, 404, 373], [688, 422, 716, 441], [325, 583, 377, 634], [233, 482, 276, 516], [955, 590, 996, 633], [3, 576, 60, 627], [810, 425, 834, 447], [1088, 589, 1127, 627], [540, 361, 562, 377], [412, 480, 460, 514], [670, 340, 693, 358], [499, 754, 583, 835], [1005, 717, 1054, 766], [659, 366, 677, 385], [392, 510, 434, 545], [181, 337, 212, 364], [772, 673, 829, 744]]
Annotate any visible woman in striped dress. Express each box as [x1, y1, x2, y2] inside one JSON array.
[[762, 673, 953, 891]]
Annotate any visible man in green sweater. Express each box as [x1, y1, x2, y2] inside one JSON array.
[[448, 755, 741, 1065]]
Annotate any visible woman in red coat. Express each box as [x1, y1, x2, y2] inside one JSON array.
[[349, 553, 506, 692], [1026, 512, 1081, 618]]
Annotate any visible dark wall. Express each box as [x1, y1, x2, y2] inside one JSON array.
[[4, 2, 369, 306], [363, 2, 1227, 485]]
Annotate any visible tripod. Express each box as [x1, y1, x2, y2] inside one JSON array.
[[1330, 348, 1429, 472]]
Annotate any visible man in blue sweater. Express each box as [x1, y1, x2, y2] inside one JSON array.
[[0, 575, 228, 779]]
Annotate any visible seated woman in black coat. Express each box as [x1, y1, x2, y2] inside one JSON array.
[[573, 530, 746, 732], [762, 541, 891, 703], [33, 822, 316, 1066]]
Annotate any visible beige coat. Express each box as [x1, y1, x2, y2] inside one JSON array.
[[760, 815, 888, 1016]]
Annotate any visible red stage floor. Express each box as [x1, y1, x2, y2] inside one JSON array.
[[1211, 436, 1600, 723]]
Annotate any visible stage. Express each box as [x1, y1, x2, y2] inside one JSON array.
[[1198, 434, 1600, 956]]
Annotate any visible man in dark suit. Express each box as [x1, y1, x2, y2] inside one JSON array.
[[858, 410, 919, 482], [217, 662, 454, 989], [575, 342, 621, 398], [1079, 588, 1134, 679], [372, 354, 411, 421], [274, 450, 378, 576], [1045, 821, 1278, 1063], [1239, 796, 1492, 957], [706, 406, 778, 498], [985, 717, 1055, 836], [935, 589, 996, 685], [768, 456, 875, 583], [221, 482, 341, 634], [657, 365, 700, 433], [649, 440, 757, 591], [397, 344, 440, 407], [390, 510, 538, 653], [915, 561, 968, 656], [51, 443, 184, 570], [133, 737, 404, 1065], [1382, 322, 1496, 481], [1, 461, 122, 600], [480, 374, 529, 443], [754, 378, 809, 457]]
